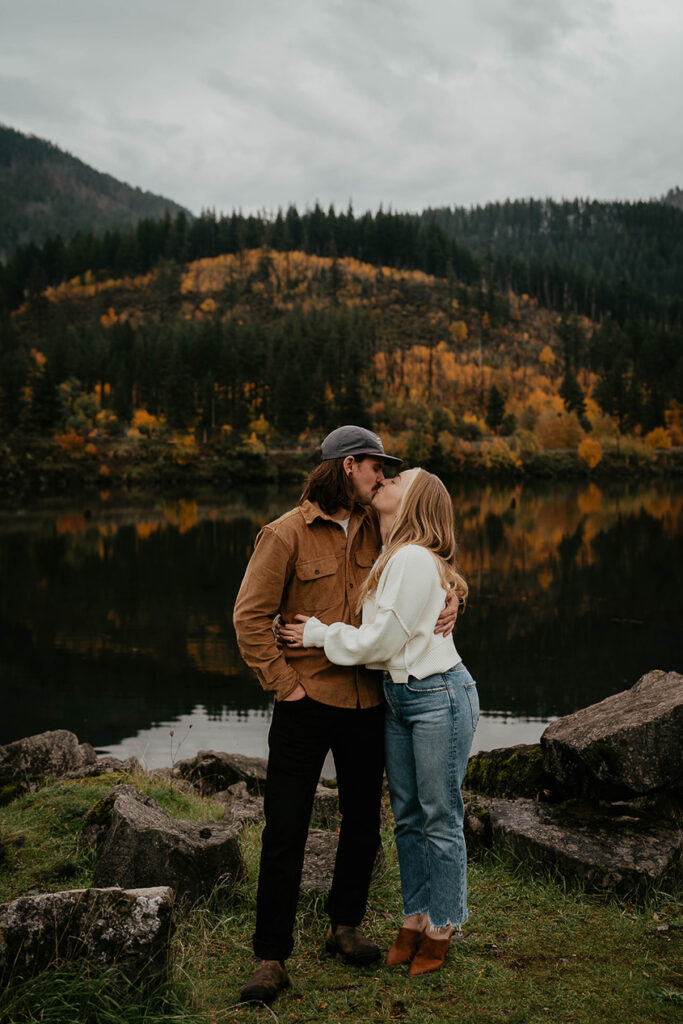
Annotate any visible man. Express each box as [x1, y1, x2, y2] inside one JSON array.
[[233, 425, 455, 1004]]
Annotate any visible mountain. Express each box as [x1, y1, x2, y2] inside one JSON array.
[[0, 125, 191, 259]]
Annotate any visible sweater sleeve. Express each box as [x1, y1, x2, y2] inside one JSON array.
[[302, 546, 441, 666]]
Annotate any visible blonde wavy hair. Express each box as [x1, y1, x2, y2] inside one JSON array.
[[356, 467, 468, 612]]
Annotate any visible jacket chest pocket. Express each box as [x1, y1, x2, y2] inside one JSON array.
[[353, 550, 375, 586], [292, 555, 339, 613]]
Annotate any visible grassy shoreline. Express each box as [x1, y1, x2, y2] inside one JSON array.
[[1, 772, 681, 1023]]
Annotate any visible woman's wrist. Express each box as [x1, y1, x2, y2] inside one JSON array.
[[303, 617, 327, 647]]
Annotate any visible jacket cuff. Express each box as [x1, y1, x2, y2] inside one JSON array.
[[276, 679, 302, 700], [303, 617, 327, 648]]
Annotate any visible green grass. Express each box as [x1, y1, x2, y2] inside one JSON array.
[[0, 772, 225, 903], [1, 778, 681, 1023]]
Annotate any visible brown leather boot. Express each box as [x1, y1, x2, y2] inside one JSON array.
[[386, 926, 423, 966], [239, 960, 290, 1003], [325, 924, 381, 965], [408, 934, 451, 976]]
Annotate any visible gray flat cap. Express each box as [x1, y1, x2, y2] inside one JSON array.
[[321, 425, 402, 466]]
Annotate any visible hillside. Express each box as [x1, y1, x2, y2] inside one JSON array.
[[2, 247, 681, 486], [0, 125, 191, 258], [419, 198, 683, 302]]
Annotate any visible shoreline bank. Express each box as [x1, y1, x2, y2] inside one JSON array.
[[2, 438, 682, 502]]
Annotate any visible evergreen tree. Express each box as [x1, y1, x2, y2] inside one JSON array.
[[0, 318, 28, 432], [486, 384, 505, 433], [559, 367, 586, 420], [273, 339, 310, 436], [163, 340, 196, 429], [27, 363, 61, 434], [109, 321, 135, 424]]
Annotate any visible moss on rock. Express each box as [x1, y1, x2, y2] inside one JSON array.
[[464, 744, 549, 799]]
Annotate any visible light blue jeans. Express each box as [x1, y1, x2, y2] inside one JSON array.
[[383, 663, 479, 928]]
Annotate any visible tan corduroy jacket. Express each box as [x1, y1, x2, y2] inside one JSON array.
[[233, 499, 383, 708]]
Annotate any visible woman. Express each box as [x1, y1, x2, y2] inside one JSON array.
[[280, 467, 479, 976]]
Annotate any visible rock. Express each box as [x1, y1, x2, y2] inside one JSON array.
[[82, 785, 245, 903], [214, 779, 340, 830], [463, 792, 494, 855], [300, 830, 340, 892], [613, 792, 682, 823], [311, 784, 341, 829], [175, 751, 268, 796], [0, 886, 174, 983], [0, 730, 97, 803], [542, 670, 683, 799], [300, 831, 385, 892], [215, 781, 265, 825], [489, 797, 683, 892], [63, 755, 142, 780], [464, 744, 549, 799]]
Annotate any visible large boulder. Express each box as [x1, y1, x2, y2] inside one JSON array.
[[175, 751, 268, 796], [489, 797, 682, 892], [0, 730, 97, 803], [0, 886, 174, 983], [82, 785, 245, 903], [542, 670, 683, 799], [464, 744, 549, 799], [63, 755, 142, 780]]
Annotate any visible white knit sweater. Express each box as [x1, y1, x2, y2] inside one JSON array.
[[302, 543, 461, 683]]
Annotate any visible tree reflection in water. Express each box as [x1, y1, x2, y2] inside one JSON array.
[[1, 480, 680, 765]]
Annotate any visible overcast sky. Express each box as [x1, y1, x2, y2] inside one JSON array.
[[1, 0, 681, 216]]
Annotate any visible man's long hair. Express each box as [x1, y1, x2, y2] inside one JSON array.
[[355, 468, 468, 611], [299, 456, 356, 515]]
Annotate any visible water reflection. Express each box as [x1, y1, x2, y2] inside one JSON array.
[[1, 480, 680, 763]]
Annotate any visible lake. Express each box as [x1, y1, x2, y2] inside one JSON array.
[[1, 478, 681, 773]]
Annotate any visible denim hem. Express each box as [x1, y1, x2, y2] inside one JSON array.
[[426, 909, 469, 929]]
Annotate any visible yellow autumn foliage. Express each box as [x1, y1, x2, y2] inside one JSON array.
[[449, 320, 468, 343], [578, 438, 603, 470], [132, 408, 161, 435], [535, 408, 585, 449], [54, 431, 85, 453], [643, 427, 671, 450]]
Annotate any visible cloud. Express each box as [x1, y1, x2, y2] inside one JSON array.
[[0, 0, 681, 213], [0, 75, 72, 126]]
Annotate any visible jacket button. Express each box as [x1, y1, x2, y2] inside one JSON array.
[[315, 569, 319, 574], [349, 583, 354, 588]]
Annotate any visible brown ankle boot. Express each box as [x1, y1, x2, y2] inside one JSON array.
[[325, 924, 381, 965], [386, 926, 423, 966], [240, 960, 290, 1003], [408, 934, 451, 976]]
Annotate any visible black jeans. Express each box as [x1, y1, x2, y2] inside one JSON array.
[[253, 695, 385, 963]]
